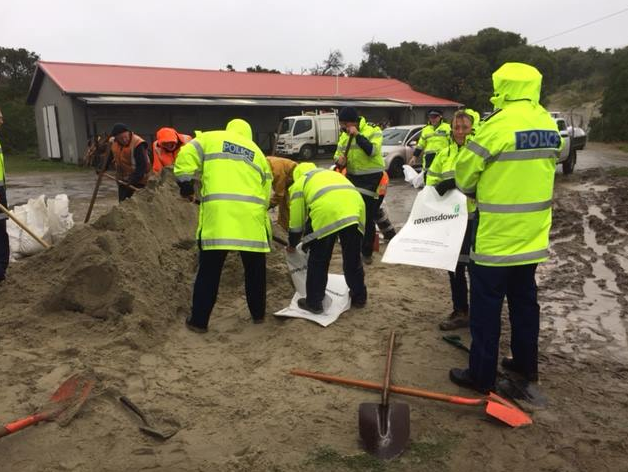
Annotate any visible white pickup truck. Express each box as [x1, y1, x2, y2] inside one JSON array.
[[555, 116, 578, 174]]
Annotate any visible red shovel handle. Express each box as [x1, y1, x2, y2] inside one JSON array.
[[0, 412, 50, 438], [290, 368, 485, 406]]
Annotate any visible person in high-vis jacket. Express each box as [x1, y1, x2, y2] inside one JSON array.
[[0, 109, 9, 283], [287, 163, 367, 314], [152, 127, 192, 174], [449, 63, 562, 393], [174, 118, 272, 332], [107, 123, 151, 202], [425, 109, 478, 331], [410, 109, 451, 173], [375, 171, 396, 242], [266, 155, 298, 231], [333, 107, 384, 265]]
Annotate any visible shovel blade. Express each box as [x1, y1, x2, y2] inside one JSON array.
[[485, 393, 533, 428], [359, 402, 410, 460]]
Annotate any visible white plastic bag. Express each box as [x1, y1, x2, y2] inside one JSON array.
[[47, 194, 74, 243], [274, 245, 351, 327], [382, 186, 467, 271], [7, 194, 74, 258], [402, 165, 424, 188]]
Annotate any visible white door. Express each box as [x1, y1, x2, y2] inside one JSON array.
[[42, 105, 62, 159]]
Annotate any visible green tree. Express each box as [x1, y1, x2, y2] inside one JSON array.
[[0, 47, 40, 153], [246, 65, 281, 74], [590, 47, 628, 141]]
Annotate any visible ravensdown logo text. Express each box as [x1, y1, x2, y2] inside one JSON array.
[[414, 213, 460, 225]]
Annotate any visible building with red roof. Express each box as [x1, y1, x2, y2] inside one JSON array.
[[27, 61, 461, 163]]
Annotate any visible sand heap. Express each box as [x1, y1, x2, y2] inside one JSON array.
[[0, 175, 294, 351]]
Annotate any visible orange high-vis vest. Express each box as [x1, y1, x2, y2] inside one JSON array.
[[377, 171, 389, 196], [152, 128, 192, 173], [110, 133, 150, 184]]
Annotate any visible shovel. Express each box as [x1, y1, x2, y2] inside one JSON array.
[[441, 335, 547, 408], [358, 331, 410, 459], [119, 396, 178, 440], [291, 368, 532, 428], [0, 373, 95, 438]]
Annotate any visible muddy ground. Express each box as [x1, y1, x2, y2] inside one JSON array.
[[0, 146, 627, 472]]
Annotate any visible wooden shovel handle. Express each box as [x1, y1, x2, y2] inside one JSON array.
[[102, 173, 140, 191], [382, 331, 395, 407], [0, 202, 50, 249], [290, 368, 484, 406]]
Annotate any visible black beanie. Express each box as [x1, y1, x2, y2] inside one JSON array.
[[338, 107, 359, 123], [110, 123, 130, 136]]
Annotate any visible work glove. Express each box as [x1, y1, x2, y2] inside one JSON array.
[[435, 179, 456, 196], [177, 181, 195, 199]]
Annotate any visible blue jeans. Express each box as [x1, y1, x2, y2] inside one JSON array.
[[468, 262, 540, 390]]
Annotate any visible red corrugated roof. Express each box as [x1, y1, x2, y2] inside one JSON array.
[[30, 61, 461, 107]]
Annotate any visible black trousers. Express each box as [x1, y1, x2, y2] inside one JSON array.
[[447, 219, 472, 311], [306, 224, 367, 309], [0, 187, 9, 281], [346, 172, 382, 258], [190, 249, 266, 327], [468, 262, 540, 391], [118, 183, 145, 202]]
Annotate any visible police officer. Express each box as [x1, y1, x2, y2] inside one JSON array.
[[0, 109, 9, 283], [410, 109, 451, 173], [174, 119, 272, 332], [425, 109, 479, 331], [286, 163, 367, 314], [449, 63, 562, 393], [334, 107, 384, 265]]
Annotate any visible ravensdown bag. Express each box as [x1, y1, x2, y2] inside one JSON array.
[[382, 186, 467, 272], [274, 244, 351, 327]]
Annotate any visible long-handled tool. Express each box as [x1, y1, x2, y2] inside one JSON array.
[[85, 159, 108, 224], [0, 373, 94, 438], [335, 134, 354, 172], [291, 368, 532, 428], [0, 202, 50, 249], [441, 335, 547, 408], [358, 332, 409, 459], [119, 396, 178, 440], [102, 173, 140, 191]]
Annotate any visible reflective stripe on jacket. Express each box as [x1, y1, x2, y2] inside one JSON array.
[[152, 128, 192, 173], [110, 133, 150, 184], [174, 124, 272, 253], [288, 164, 365, 243], [455, 66, 562, 267], [333, 117, 384, 176]]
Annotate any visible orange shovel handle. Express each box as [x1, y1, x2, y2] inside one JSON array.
[[290, 368, 484, 406], [0, 412, 50, 438]]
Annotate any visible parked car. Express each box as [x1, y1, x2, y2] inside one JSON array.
[[381, 125, 424, 178]]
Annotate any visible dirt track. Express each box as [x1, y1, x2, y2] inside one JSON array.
[[0, 147, 627, 471]]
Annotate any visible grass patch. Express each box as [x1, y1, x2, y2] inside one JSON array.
[[304, 435, 460, 472], [306, 446, 386, 472], [618, 144, 628, 154], [608, 167, 628, 178], [4, 152, 87, 173]]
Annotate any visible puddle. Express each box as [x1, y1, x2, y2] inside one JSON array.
[[546, 203, 628, 362]]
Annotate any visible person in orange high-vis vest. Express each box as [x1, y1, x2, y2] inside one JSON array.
[[152, 127, 192, 174], [107, 123, 151, 202]]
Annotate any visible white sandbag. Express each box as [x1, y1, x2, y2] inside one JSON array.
[[382, 186, 467, 272], [7, 194, 74, 258], [402, 165, 424, 188], [274, 246, 351, 327], [47, 194, 74, 243]]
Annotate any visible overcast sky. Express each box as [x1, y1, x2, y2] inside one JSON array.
[[1, 0, 627, 72]]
